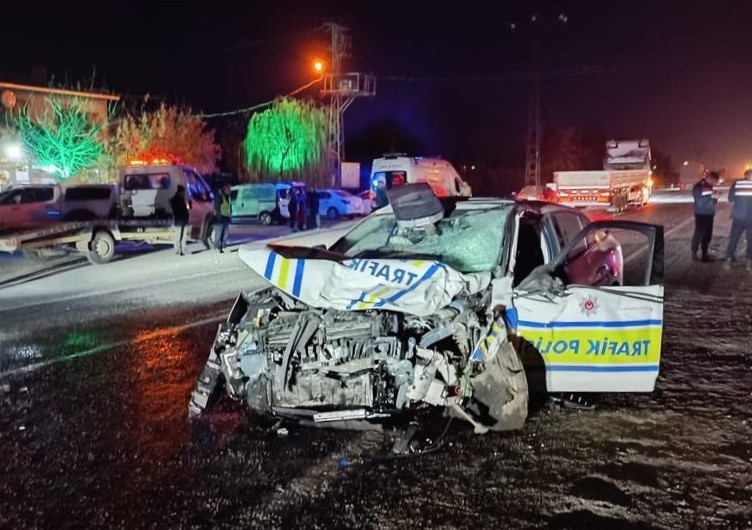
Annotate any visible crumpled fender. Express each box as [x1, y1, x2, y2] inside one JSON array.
[[238, 245, 491, 317]]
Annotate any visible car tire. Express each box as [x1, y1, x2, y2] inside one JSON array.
[[259, 211, 272, 226], [86, 230, 116, 265], [327, 207, 340, 221]]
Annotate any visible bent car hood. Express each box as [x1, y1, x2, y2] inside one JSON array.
[[239, 245, 491, 317]]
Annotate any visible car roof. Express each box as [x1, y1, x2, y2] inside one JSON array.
[[4, 184, 57, 190], [515, 199, 584, 216]]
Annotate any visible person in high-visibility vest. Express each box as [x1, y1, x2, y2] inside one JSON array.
[[214, 184, 232, 252]]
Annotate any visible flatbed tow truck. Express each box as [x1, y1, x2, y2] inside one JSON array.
[[0, 219, 185, 265]]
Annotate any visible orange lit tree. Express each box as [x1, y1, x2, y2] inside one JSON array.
[[114, 104, 220, 174]]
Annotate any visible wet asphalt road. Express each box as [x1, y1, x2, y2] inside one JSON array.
[[1, 203, 750, 530]]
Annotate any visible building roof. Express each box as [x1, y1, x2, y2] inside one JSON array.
[[0, 82, 120, 102]]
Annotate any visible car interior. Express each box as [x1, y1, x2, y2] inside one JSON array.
[[513, 218, 545, 286]]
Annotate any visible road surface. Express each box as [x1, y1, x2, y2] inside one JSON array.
[[0, 203, 750, 530]]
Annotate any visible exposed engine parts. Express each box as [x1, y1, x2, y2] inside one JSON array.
[[188, 287, 528, 437]]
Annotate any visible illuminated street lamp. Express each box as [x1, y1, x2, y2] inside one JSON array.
[[313, 60, 324, 73], [3, 142, 23, 161]]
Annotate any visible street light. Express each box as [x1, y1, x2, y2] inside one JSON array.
[[313, 60, 324, 73], [3, 142, 23, 161]]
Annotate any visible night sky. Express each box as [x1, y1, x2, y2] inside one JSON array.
[[4, 0, 752, 176]]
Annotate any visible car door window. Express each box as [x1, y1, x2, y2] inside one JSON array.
[[513, 218, 545, 286], [552, 212, 586, 256], [184, 170, 210, 202], [21, 188, 43, 203], [1, 190, 23, 205], [194, 174, 213, 202], [31, 187, 54, 202]]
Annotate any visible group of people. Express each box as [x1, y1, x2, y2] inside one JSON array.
[[170, 183, 326, 256], [287, 187, 320, 232], [170, 183, 233, 256], [692, 169, 752, 269]]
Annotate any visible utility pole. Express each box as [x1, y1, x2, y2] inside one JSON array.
[[320, 22, 375, 187], [517, 11, 567, 188], [524, 73, 542, 187]]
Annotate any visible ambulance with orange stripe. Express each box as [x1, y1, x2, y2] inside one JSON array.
[[190, 184, 665, 451]]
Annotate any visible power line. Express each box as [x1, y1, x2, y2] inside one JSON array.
[[195, 62, 636, 121], [198, 76, 323, 119], [377, 63, 635, 84]]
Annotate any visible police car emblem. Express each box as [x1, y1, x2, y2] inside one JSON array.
[[581, 296, 598, 317]]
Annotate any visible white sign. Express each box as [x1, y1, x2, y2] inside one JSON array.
[[341, 162, 361, 189]]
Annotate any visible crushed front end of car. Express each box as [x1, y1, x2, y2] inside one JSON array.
[[188, 185, 528, 449]]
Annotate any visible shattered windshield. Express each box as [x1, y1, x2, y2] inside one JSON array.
[[329, 205, 510, 273]]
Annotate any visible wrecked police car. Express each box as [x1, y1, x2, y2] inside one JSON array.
[[189, 184, 664, 444]]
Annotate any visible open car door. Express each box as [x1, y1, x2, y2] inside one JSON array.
[[509, 220, 664, 393]]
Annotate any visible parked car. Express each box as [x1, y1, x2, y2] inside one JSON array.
[[0, 183, 122, 234], [231, 183, 278, 225], [189, 184, 664, 452], [0, 185, 62, 233], [317, 188, 366, 219], [61, 184, 118, 221], [356, 190, 376, 213], [231, 182, 306, 225], [515, 184, 557, 202]]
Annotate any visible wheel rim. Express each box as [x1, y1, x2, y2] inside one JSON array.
[[96, 238, 112, 258]]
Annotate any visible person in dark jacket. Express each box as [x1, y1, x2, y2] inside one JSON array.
[[374, 182, 389, 209], [307, 187, 320, 229], [296, 188, 307, 231], [691, 171, 720, 262], [724, 169, 752, 270], [170, 185, 190, 256], [289, 189, 299, 231]]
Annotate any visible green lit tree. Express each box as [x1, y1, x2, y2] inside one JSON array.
[[244, 97, 329, 185], [16, 97, 107, 180]]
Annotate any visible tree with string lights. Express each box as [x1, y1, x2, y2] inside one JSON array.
[[244, 97, 329, 186], [113, 104, 220, 174], [15, 97, 107, 180]]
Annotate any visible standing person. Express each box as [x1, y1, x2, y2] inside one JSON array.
[[289, 188, 298, 231], [214, 183, 232, 253], [296, 188, 307, 231], [691, 171, 720, 262], [374, 181, 389, 209], [170, 185, 190, 256], [724, 169, 752, 270], [307, 187, 320, 229]]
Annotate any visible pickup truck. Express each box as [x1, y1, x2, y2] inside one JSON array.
[[0, 184, 117, 233]]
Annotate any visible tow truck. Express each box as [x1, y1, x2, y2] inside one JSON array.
[[0, 219, 179, 264], [0, 160, 215, 264]]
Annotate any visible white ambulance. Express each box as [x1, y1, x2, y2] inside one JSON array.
[[370, 155, 472, 198]]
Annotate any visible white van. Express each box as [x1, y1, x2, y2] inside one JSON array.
[[370, 155, 472, 198], [117, 163, 215, 243]]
